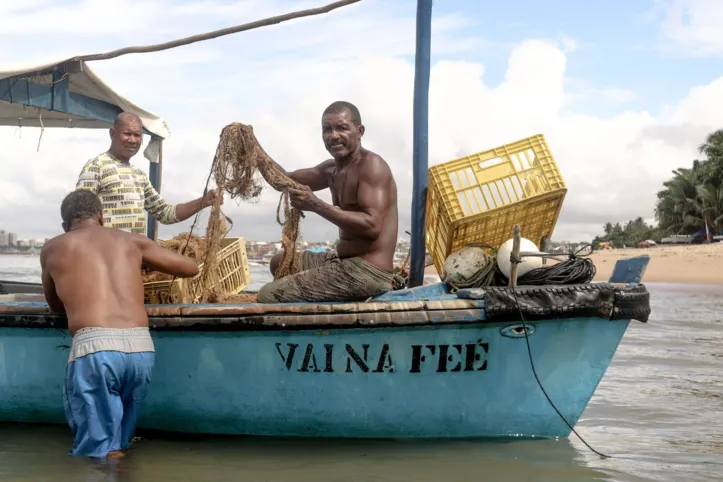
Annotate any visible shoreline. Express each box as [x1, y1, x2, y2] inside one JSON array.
[[424, 243, 723, 286], [4, 243, 723, 287]]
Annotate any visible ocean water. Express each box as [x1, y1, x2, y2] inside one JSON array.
[[0, 253, 274, 290], [0, 255, 722, 481]]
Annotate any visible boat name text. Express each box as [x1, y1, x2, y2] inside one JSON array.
[[274, 341, 489, 374]]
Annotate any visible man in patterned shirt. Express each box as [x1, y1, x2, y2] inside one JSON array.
[[76, 112, 217, 236]]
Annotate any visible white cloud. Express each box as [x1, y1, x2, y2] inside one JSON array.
[[1, 0, 722, 246], [650, 0, 723, 56], [563, 78, 638, 106], [559, 35, 580, 54]]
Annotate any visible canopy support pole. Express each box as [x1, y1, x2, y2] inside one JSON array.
[[147, 139, 163, 241], [408, 0, 433, 288]]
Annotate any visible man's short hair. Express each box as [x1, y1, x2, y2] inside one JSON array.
[[323, 101, 362, 126], [60, 190, 102, 227], [113, 111, 142, 128]]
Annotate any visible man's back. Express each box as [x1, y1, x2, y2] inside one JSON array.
[[42, 226, 149, 334], [42, 189, 200, 459]]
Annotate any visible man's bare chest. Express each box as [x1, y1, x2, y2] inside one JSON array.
[[327, 168, 360, 209]]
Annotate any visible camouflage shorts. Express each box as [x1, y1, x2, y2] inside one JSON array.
[[256, 250, 394, 303]]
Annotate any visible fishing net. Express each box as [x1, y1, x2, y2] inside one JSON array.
[[208, 122, 304, 280], [142, 122, 305, 304], [141, 232, 208, 283], [140, 223, 230, 304]]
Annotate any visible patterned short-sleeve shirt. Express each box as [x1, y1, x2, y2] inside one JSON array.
[[75, 151, 178, 234]]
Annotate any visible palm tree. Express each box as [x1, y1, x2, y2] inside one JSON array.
[[698, 129, 723, 162], [655, 164, 706, 234], [691, 182, 723, 235]]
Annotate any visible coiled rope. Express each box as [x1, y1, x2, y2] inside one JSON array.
[[517, 244, 596, 285]]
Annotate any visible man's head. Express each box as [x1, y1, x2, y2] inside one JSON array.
[[321, 101, 365, 161], [109, 112, 143, 161], [60, 190, 103, 232]]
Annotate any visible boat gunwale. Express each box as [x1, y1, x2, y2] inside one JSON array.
[[0, 310, 629, 332], [0, 256, 650, 331], [0, 297, 481, 316], [0, 280, 651, 331]]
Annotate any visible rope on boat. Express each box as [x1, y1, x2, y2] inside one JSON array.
[[510, 287, 611, 458], [516, 244, 597, 285], [441, 242, 596, 292]]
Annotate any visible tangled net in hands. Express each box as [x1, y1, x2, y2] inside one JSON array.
[[210, 122, 304, 280], [143, 122, 303, 304]]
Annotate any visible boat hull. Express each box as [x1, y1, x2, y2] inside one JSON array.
[[0, 256, 650, 439], [0, 317, 630, 439]]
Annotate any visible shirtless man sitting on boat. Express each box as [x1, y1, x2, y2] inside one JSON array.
[[40, 189, 199, 458], [257, 101, 399, 303]]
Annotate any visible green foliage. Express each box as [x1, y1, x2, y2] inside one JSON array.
[[654, 129, 723, 236], [591, 129, 723, 246], [593, 217, 661, 248]]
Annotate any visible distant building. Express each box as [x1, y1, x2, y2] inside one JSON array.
[[245, 241, 275, 260], [8, 232, 17, 246], [0, 230, 7, 247]]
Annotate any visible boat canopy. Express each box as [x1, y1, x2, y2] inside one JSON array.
[[0, 57, 171, 239], [0, 57, 170, 164]]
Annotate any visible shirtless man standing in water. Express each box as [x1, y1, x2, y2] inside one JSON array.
[[40, 189, 199, 458], [257, 101, 398, 303]]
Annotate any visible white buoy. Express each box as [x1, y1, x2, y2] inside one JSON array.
[[497, 237, 543, 279]]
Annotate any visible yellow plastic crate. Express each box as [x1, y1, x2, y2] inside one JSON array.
[[143, 237, 252, 304], [425, 134, 567, 275]]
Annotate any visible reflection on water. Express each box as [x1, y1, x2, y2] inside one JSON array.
[[0, 262, 722, 481]]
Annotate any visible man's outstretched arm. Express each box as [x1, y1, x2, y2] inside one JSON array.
[[143, 175, 217, 224], [132, 235, 200, 278], [294, 157, 389, 240], [269, 158, 334, 192]]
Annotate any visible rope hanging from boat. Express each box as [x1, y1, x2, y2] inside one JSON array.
[[504, 228, 610, 459], [509, 285, 611, 458]]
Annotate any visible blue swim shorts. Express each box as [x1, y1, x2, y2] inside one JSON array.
[[62, 327, 156, 458]]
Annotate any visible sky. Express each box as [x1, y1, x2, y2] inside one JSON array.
[[1, 0, 723, 243]]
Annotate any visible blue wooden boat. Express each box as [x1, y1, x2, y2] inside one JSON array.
[[0, 258, 650, 439], [0, 0, 652, 440]]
